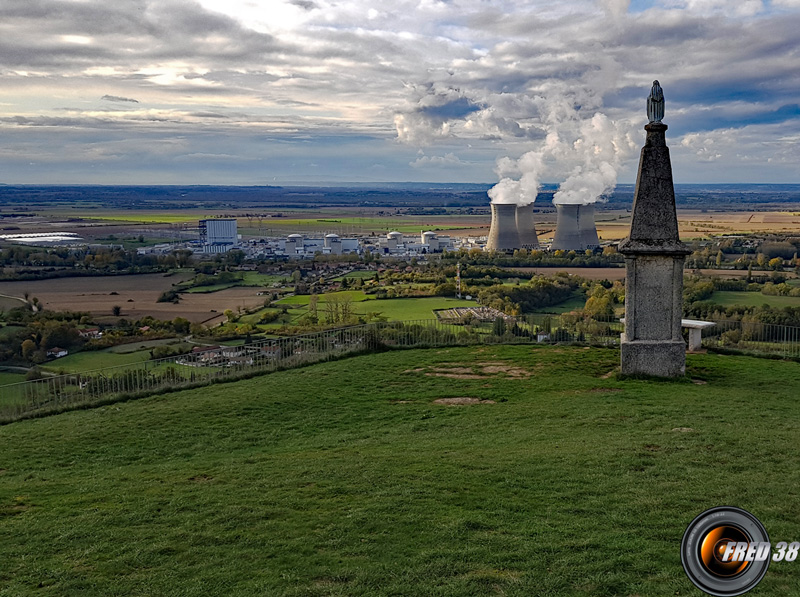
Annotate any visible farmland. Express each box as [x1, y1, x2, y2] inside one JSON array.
[[0, 274, 268, 325], [710, 290, 800, 308], [2, 345, 800, 595]]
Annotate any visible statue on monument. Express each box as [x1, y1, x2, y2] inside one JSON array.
[[647, 80, 664, 124]]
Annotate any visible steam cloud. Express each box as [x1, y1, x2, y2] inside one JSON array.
[[489, 111, 636, 207]]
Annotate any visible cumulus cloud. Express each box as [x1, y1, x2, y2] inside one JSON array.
[[1, 0, 800, 183], [409, 152, 470, 168]]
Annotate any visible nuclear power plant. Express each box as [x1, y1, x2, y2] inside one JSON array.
[[515, 204, 540, 249], [486, 203, 522, 251], [551, 204, 599, 251], [485, 199, 598, 252]]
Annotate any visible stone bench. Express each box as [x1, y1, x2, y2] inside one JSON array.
[[620, 318, 715, 352], [681, 319, 716, 352]]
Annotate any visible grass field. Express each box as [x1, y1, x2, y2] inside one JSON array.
[[40, 348, 153, 374], [0, 371, 25, 387], [710, 290, 800, 308], [272, 294, 478, 322], [275, 290, 370, 305], [2, 346, 800, 596], [533, 293, 587, 314]]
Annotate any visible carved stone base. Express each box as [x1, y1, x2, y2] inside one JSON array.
[[620, 335, 686, 378]]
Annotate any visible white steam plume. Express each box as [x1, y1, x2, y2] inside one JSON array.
[[552, 113, 636, 205], [487, 150, 543, 206]]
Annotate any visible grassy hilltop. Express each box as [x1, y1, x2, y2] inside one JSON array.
[[2, 346, 800, 596]]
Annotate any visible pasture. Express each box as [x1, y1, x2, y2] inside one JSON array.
[[40, 348, 153, 374], [2, 346, 800, 595], [710, 290, 800, 308]]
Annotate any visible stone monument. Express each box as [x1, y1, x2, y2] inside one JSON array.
[[619, 81, 690, 377]]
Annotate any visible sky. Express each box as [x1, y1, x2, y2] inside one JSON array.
[[2, 0, 800, 186]]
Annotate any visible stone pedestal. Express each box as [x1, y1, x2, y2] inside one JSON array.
[[619, 122, 690, 377], [620, 254, 686, 376]]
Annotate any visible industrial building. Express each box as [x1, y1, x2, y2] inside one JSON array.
[[199, 219, 239, 253], [280, 234, 360, 258], [376, 231, 453, 255]]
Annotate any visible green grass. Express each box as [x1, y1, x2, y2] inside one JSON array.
[[711, 290, 800, 308], [106, 339, 188, 354], [0, 371, 25, 387], [239, 272, 287, 286], [358, 297, 475, 320], [330, 271, 378, 281], [2, 346, 800, 595], [533, 293, 587, 314], [273, 293, 477, 321], [40, 348, 153, 374], [275, 290, 371, 305], [182, 283, 240, 293], [81, 212, 203, 224]]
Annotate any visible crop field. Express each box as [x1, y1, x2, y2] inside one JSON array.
[[0, 274, 266, 324], [710, 291, 800, 308], [2, 346, 800, 596]]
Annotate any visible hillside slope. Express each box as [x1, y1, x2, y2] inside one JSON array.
[[2, 346, 800, 596]]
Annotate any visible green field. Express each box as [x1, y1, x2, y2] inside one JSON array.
[[82, 212, 202, 224], [2, 346, 800, 595], [711, 290, 800, 308], [331, 271, 379, 281], [240, 216, 476, 234], [275, 290, 371, 305], [0, 371, 25, 387], [273, 293, 478, 322], [533, 293, 587, 314], [40, 348, 153, 374], [182, 283, 240, 293]]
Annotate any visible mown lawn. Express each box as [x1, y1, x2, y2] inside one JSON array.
[[2, 346, 800, 596], [710, 290, 800, 308], [40, 348, 153, 374], [275, 290, 371, 305], [0, 371, 25, 387], [532, 293, 587, 314], [270, 295, 478, 322]]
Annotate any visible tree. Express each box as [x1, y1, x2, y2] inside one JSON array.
[[111, 305, 122, 317], [308, 294, 319, 318], [492, 316, 507, 336], [769, 257, 784, 270], [21, 339, 36, 361]]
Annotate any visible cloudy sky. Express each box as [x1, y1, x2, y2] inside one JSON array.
[[1, 0, 800, 185]]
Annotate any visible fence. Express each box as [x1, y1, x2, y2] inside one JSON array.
[[2, 314, 800, 424], [0, 315, 624, 423], [699, 319, 800, 358]]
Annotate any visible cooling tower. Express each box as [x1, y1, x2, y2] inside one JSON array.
[[552, 204, 583, 250], [578, 204, 599, 249], [515, 204, 540, 250], [486, 203, 521, 251]]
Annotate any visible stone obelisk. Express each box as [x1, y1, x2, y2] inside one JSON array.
[[619, 81, 690, 377]]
